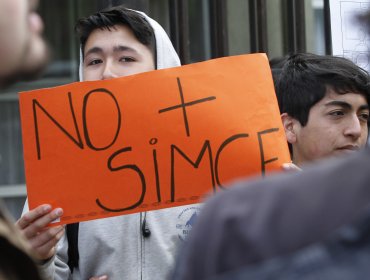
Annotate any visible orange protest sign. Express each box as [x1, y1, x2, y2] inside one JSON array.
[[19, 54, 290, 225]]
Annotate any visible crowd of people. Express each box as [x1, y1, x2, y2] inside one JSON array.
[[1, 1, 370, 279]]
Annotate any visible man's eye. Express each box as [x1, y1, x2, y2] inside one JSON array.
[[120, 57, 135, 62], [87, 59, 102, 66], [359, 112, 369, 121], [329, 110, 344, 117]]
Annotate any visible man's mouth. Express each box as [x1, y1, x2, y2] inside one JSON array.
[[336, 145, 359, 151]]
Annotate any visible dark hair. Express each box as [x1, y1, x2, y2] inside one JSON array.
[[276, 53, 370, 126], [270, 56, 288, 90], [0, 202, 43, 280], [0, 237, 43, 280], [75, 5, 156, 62]]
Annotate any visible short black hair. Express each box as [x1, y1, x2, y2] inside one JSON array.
[[75, 5, 156, 63], [270, 56, 288, 90], [276, 53, 370, 126]]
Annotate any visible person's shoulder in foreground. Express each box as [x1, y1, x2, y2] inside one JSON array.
[[210, 207, 370, 280], [171, 148, 370, 280]]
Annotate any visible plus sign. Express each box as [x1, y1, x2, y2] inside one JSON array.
[[159, 77, 216, 137]]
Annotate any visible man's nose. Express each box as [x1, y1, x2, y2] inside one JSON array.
[[344, 115, 362, 139], [101, 62, 118, 80]]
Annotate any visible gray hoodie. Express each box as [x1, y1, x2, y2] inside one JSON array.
[[27, 10, 201, 280]]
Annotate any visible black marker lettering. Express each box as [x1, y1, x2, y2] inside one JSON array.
[[32, 92, 83, 160], [215, 133, 249, 189], [82, 88, 121, 151], [150, 138, 161, 202], [159, 77, 216, 137], [170, 141, 215, 201], [258, 128, 279, 177], [96, 147, 146, 212]]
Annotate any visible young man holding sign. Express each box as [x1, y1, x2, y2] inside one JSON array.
[[18, 5, 201, 280]]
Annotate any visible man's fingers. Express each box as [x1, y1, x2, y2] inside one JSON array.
[[16, 204, 52, 229], [32, 227, 65, 260], [29, 225, 65, 248], [15, 205, 65, 261], [21, 208, 63, 239]]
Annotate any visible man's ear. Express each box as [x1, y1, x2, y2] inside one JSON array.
[[281, 113, 298, 144]]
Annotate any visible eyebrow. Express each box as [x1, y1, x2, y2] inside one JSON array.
[[113, 45, 139, 54], [84, 45, 139, 58], [325, 100, 369, 110]]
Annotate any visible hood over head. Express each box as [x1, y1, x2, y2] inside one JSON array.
[[79, 9, 180, 81]]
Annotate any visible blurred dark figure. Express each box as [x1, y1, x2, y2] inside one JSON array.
[[0, 203, 43, 280], [0, 0, 49, 279]]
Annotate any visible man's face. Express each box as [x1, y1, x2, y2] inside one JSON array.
[[82, 24, 155, 81], [0, 0, 48, 87], [289, 88, 369, 165]]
